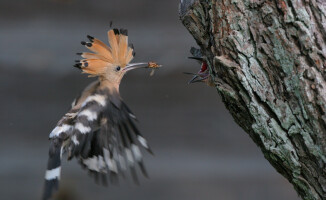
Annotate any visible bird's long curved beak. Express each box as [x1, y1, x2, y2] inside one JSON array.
[[123, 62, 149, 72]]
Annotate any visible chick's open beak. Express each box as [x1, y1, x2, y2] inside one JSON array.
[[186, 56, 209, 84], [184, 70, 209, 84], [188, 57, 204, 62], [187, 74, 209, 84]]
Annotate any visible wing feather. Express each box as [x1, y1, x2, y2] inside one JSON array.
[[66, 89, 151, 184]]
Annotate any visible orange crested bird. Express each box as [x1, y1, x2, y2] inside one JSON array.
[[185, 47, 214, 87], [42, 28, 160, 200]]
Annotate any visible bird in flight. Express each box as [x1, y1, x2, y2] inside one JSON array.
[[185, 47, 214, 86], [43, 28, 160, 200]]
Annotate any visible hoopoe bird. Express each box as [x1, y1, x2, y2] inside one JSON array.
[[185, 47, 214, 87], [43, 28, 160, 200]]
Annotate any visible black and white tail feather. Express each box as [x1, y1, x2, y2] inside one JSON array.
[[42, 87, 152, 200]]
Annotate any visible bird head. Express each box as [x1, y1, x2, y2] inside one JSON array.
[[186, 57, 210, 84], [75, 28, 160, 87], [185, 47, 214, 87]]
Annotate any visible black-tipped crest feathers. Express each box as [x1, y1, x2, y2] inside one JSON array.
[[75, 28, 135, 75], [87, 35, 94, 42], [120, 29, 128, 36]]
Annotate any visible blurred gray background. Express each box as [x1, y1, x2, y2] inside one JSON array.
[[0, 0, 300, 199]]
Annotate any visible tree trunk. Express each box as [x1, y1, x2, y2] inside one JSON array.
[[179, 0, 326, 199]]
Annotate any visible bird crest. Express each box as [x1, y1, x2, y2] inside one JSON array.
[[75, 28, 135, 76]]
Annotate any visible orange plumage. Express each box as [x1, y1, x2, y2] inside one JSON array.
[[75, 28, 134, 75]]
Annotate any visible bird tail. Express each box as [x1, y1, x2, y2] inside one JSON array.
[[42, 138, 63, 200]]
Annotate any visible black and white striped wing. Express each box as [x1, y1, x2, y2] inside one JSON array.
[[67, 91, 152, 183], [43, 90, 152, 200], [43, 109, 77, 200]]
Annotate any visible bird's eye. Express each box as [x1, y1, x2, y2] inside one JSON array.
[[116, 66, 121, 71]]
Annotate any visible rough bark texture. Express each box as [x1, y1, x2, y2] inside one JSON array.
[[179, 0, 326, 199]]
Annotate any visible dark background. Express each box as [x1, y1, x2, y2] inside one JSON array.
[[0, 0, 300, 199]]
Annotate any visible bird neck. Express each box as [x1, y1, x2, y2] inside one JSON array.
[[98, 77, 120, 95]]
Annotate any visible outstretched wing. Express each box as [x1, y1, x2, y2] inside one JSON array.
[[43, 86, 152, 199], [67, 89, 152, 183]]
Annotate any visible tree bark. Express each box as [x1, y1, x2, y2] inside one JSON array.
[[179, 0, 326, 199]]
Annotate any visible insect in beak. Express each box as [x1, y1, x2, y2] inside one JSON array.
[[123, 62, 162, 72]]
